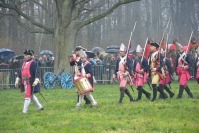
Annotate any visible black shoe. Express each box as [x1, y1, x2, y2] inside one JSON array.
[[176, 96, 182, 99], [135, 98, 141, 101], [159, 94, 163, 99], [130, 98, 135, 102], [146, 93, 151, 100], [151, 99, 155, 102], [38, 107, 44, 111], [170, 93, 175, 98], [163, 94, 169, 99]]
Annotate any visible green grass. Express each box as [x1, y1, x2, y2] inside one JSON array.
[[0, 81, 199, 133]]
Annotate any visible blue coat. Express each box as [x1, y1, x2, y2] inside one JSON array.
[[83, 62, 94, 86], [114, 56, 133, 76], [133, 57, 148, 72], [18, 60, 40, 93]]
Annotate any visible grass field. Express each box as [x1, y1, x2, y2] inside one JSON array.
[[0, 81, 199, 133]]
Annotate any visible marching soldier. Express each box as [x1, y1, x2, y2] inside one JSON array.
[[176, 46, 193, 98], [148, 43, 166, 102], [158, 50, 175, 99], [133, 45, 151, 101], [113, 43, 134, 103], [70, 46, 91, 105], [15, 50, 43, 114], [75, 49, 98, 108]]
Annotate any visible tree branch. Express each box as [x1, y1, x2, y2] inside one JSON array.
[[16, 16, 51, 34], [77, 0, 140, 30], [0, 3, 54, 34]]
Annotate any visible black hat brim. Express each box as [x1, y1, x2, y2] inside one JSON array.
[[150, 43, 159, 48]]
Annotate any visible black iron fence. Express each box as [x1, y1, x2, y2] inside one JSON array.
[[0, 65, 116, 89]]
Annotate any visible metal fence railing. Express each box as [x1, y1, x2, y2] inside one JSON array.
[[0, 65, 116, 89]]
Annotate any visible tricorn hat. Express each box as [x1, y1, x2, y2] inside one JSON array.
[[75, 46, 87, 51], [150, 42, 159, 48], [23, 49, 34, 56]]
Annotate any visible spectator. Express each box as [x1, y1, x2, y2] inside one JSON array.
[[9, 57, 21, 88]]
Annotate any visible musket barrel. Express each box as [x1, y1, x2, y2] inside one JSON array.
[[141, 37, 148, 63]]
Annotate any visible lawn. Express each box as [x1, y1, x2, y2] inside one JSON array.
[[0, 81, 199, 133]]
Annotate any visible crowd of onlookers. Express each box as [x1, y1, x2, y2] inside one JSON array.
[[0, 54, 55, 69], [0, 54, 55, 88]]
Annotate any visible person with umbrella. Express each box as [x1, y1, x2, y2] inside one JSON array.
[[15, 50, 44, 114]]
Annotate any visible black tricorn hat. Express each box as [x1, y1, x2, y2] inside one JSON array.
[[74, 46, 87, 51], [23, 49, 34, 56], [150, 43, 159, 48]]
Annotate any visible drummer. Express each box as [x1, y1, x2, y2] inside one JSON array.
[[70, 46, 91, 105], [75, 49, 98, 109]]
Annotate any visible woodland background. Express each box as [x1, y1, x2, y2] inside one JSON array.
[[0, 0, 199, 69]]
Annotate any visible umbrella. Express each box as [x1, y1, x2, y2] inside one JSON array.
[[85, 51, 95, 58], [106, 45, 119, 50], [106, 49, 119, 53], [91, 47, 105, 54], [14, 54, 24, 60], [40, 50, 53, 55], [129, 50, 136, 55], [106, 45, 120, 53], [0, 48, 15, 61]]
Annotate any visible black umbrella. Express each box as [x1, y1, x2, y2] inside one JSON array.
[[14, 54, 24, 60], [40, 50, 53, 55], [106, 48, 119, 53], [85, 51, 95, 58], [106, 45, 120, 53], [91, 47, 105, 54], [129, 50, 136, 55], [106, 45, 119, 50], [0, 48, 15, 61]]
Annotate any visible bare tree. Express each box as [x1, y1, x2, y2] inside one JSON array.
[[0, 0, 140, 71]]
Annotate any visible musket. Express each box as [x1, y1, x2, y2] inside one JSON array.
[[185, 31, 194, 54], [138, 37, 153, 90], [124, 21, 137, 92], [165, 22, 172, 59], [154, 18, 171, 85], [181, 31, 193, 65], [158, 17, 171, 64], [124, 31, 133, 92], [141, 37, 148, 63], [124, 21, 137, 63], [161, 22, 172, 84]]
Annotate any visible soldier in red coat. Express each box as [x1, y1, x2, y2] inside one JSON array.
[[70, 46, 91, 105], [188, 37, 199, 53], [176, 46, 193, 98], [148, 43, 166, 102], [113, 43, 134, 103], [15, 50, 43, 114], [133, 45, 151, 101]]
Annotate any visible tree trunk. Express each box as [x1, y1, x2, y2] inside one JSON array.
[[54, 21, 78, 72]]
